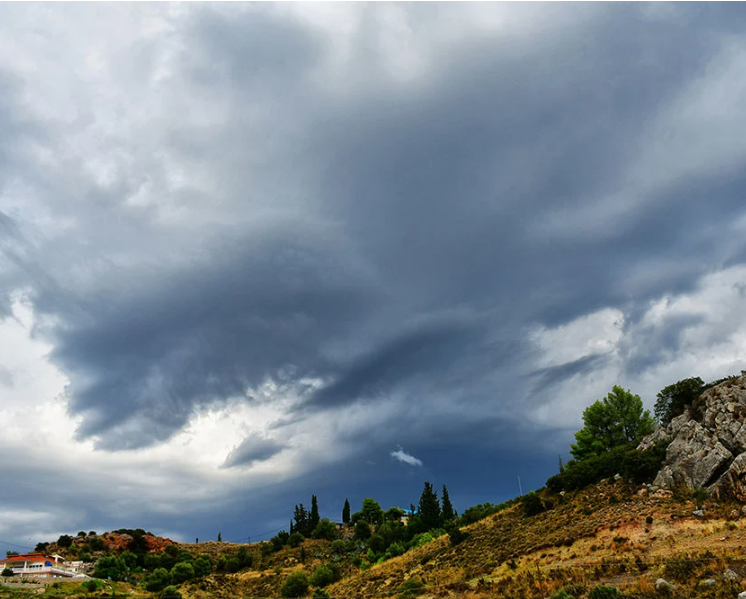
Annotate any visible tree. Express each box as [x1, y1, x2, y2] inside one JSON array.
[[570, 386, 655, 461], [312, 518, 337, 541], [361, 498, 383, 525], [217, 532, 222, 543], [441, 485, 455, 523], [160, 586, 182, 599], [288, 532, 305, 548], [94, 556, 125, 581], [342, 499, 351, 524], [193, 556, 212, 578], [309, 495, 320, 532], [293, 504, 309, 537], [354, 521, 371, 541], [418, 482, 441, 531], [654, 377, 704, 425], [145, 568, 171, 592], [170, 562, 195, 584], [309, 565, 336, 587], [281, 570, 309, 598], [56, 535, 74, 548]]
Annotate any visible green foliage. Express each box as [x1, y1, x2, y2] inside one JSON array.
[[309, 565, 337, 587], [89, 537, 105, 551], [171, 561, 195, 584], [361, 497, 384, 525], [445, 522, 469, 545], [225, 557, 240, 573], [571, 386, 655, 460], [217, 532, 222, 542], [309, 495, 320, 532], [655, 377, 704, 425], [547, 442, 668, 493], [330, 540, 345, 555], [176, 550, 192, 563], [457, 499, 519, 526], [119, 551, 137, 570], [159, 585, 182, 599], [410, 532, 434, 548], [56, 535, 74, 548], [384, 507, 406, 522], [93, 556, 125, 581], [288, 532, 305, 548], [398, 577, 426, 598], [281, 570, 309, 598], [312, 589, 330, 599], [692, 487, 709, 503], [368, 534, 386, 553], [164, 545, 180, 558], [550, 591, 575, 599], [342, 499, 351, 524], [386, 541, 406, 558], [193, 555, 212, 577], [82, 580, 99, 593], [522, 491, 546, 517], [144, 568, 171, 592], [1, 568, 13, 577], [215, 556, 226, 572], [354, 521, 371, 541], [35, 542, 49, 553], [440, 485, 455, 523], [312, 518, 338, 541], [417, 482, 441, 531], [144, 554, 162, 570], [588, 585, 619, 599], [237, 546, 253, 568]]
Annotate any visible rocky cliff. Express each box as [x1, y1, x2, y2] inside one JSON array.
[[639, 373, 746, 500]]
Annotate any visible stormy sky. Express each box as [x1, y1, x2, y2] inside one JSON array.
[[2, 3, 746, 551]]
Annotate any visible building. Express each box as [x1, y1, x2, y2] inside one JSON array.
[[0, 553, 77, 578]]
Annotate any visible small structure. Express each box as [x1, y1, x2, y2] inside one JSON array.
[[0, 553, 76, 578]]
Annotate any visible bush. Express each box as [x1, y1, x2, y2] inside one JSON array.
[[193, 555, 212, 577], [93, 556, 125, 581], [386, 541, 406, 558], [312, 589, 330, 599], [281, 570, 309, 598], [225, 557, 240, 573], [546, 443, 668, 493], [288, 532, 305, 548], [57, 535, 74, 548], [368, 534, 386, 553], [445, 523, 469, 545], [159, 585, 182, 599], [144, 568, 172, 592], [309, 565, 336, 587], [171, 561, 195, 584], [312, 518, 338, 541], [354, 521, 371, 541], [550, 591, 574, 599], [330, 540, 345, 555], [522, 491, 546, 517], [398, 577, 425, 598], [588, 585, 619, 599], [82, 580, 99, 593], [1, 568, 13, 577]]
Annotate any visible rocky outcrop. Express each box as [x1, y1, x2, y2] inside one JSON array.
[[639, 374, 746, 500]]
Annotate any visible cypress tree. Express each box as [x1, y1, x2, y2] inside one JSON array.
[[309, 495, 320, 532], [217, 532, 222, 542], [342, 498, 351, 524], [418, 481, 441, 531], [293, 504, 308, 536], [441, 485, 455, 523]]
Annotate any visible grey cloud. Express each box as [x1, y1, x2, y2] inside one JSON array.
[[223, 435, 284, 469]]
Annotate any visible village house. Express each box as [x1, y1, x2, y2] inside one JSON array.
[[0, 553, 78, 578]]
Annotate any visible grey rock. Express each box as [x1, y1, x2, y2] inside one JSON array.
[[613, 473, 622, 481], [739, 592, 746, 599], [655, 578, 675, 592], [699, 578, 716, 587], [722, 569, 740, 581], [693, 509, 705, 518], [639, 375, 746, 500]]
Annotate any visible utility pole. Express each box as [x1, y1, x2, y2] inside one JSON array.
[[518, 476, 523, 496]]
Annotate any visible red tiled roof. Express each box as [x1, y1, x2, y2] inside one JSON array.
[[0, 553, 52, 564]]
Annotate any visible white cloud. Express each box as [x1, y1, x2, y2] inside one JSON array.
[[390, 446, 423, 467]]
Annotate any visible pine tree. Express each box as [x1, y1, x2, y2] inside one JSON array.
[[309, 495, 320, 532], [217, 532, 222, 542], [441, 485, 455, 523], [418, 481, 441, 531], [342, 498, 351, 524], [289, 520, 294, 535]]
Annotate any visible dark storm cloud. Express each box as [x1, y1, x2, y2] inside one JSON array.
[[4, 2, 746, 457], [529, 354, 613, 394], [223, 435, 284, 469]]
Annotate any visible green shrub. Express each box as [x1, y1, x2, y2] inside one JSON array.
[[170, 561, 195, 584], [550, 591, 574, 599], [330, 540, 345, 555], [354, 521, 371, 541], [288, 532, 305, 548], [546, 443, 667, 493], [1, 568, 13, 577], [82, 580, 99, 593], [281, 570, 309, 598], [398, 577, 425, 598], [312, 589, 330, 599], [193, 555, 212, 577], [588, 585, 619, 599], [312, 518, 338, 541], [144, 568, 171, 592], [159, 585, 182, 599], [522, 491, 546, 517], [225, 557, 240, 573], [309, 565, 336, 587]]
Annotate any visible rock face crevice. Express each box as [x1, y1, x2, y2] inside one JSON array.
[[638, 374, 746, 500]]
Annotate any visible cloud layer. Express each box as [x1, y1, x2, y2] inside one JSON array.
[[2, 3, 746, 549]]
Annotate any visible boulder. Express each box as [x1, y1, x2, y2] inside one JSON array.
[[722, 569, 740, 581], [693, 509, 705, 518], [655, 578, 675, 592], [698, 579, 716, 587]]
